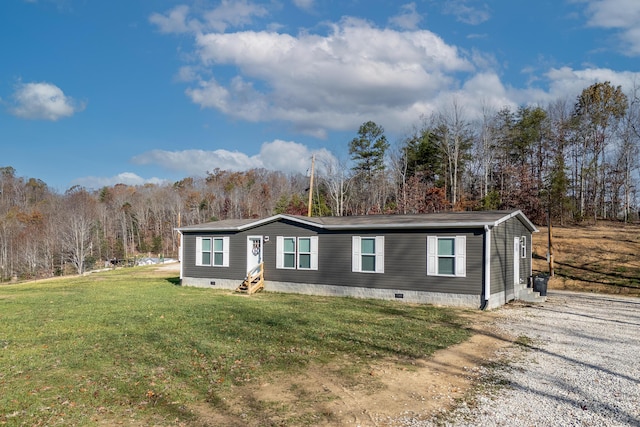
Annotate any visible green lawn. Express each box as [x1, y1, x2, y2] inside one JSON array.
[[0, 267, 472, 426]]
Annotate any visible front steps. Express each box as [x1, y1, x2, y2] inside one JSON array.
[[235, 262, 265, 295], [518, 287, 547, 303]]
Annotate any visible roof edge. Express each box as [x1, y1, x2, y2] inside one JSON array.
[[177, 210, 539, 233], [493, 210, 539, 233], [175, 214, 320, 233]]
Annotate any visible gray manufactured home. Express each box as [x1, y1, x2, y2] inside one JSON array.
[[177, 210, 540, 309]]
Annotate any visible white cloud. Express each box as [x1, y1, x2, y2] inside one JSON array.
[[149, 5, 199, 34], [500, 66, 640, 112], [258, 140, 321, 173], [175, 66, 199, 82], [583, 0, 640, 28], [131, 140, 335, 177], [389, 3, 423, 30], [72, 172, 166, 190], [442, 0, 491, 25], [454, 72, 516, 115], [153, 2, 640, 139], [544, 66, 640, 98], [132, 148, 263, 173], [582, 0, 640, 55], [203, 0, 268, 32], [149, 1, 268, 34], [292, 0, 315, 12], [8, 82, 84, 121], [185, 18, 473, 134]]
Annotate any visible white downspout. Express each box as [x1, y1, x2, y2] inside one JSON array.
[[483, 225, 491, 309], [178, 231, 184, 281]]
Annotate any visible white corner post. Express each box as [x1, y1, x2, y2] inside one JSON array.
[[484, 225, 491, 307], [179, 231, 184, 280]]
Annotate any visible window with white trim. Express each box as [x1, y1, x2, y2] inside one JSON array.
[[201, 237, 211, 265], [213, 238, 225, 266], [427, 235, 466, 277], [520, 236, 527, 259], [276, 236, 318, 270], [282, 237, 296, 269], [298, 237, 312, 269], [196, 236, 229, 267], [352, 236, 384, 273]]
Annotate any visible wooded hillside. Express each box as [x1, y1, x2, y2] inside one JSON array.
[[2, 81, 639, 281]]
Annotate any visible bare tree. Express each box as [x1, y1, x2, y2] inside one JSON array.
[[60, 187, 96, 274], [573, 82, 628, 219], [432, 99, 474, 207], [317, 155, 353, 216], [478, 103, 497, 201], [613, 86, 640, 221]]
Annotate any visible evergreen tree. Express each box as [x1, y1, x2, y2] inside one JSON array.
[[349, 121, 389, 179]]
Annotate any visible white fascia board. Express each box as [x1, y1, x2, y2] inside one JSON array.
[[492, 210, 539, 233], [176, 215, 282, 232], [176, 214, 325, 232], [236, 214, 285, 230], [176, 225, 239, 232], [275, 215, 326, 229]]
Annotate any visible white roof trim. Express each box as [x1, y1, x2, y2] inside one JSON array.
[[492, 210, 538, 233]]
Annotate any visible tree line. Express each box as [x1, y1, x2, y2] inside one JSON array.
[[1, 81, 639, 281]]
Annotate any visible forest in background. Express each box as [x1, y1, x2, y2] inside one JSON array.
[[1, 81, 639, 280]]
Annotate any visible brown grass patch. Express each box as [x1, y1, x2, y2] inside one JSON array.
[[185, 310, 510, 426], [532, 221, 640, 296]]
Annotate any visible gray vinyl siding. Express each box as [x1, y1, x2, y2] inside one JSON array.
[[489, 216, 532, 296], [262, 223, 484, 295], [183, 219, 485, 296], [181, 231, 246, 280]]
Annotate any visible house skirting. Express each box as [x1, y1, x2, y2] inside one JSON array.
[[181, 276, 485, 308], [485, 290, 507, 310]]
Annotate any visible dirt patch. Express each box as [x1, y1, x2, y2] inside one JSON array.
[[154, 262, 181, 273], [186, 311, 513, 426]]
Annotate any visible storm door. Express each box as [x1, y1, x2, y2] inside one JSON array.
[[247, 236, 263, 272]]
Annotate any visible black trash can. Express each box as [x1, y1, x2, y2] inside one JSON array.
[[533, 274, 549, 296]]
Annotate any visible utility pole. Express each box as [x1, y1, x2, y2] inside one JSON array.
[[307, 154, 315, 217]]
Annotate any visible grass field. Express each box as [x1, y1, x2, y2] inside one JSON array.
[[3, 221, 637, 425], [0, 267, 471, 426], [532, 221, 640, 295]]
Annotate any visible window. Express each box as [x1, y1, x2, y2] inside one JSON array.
[[201, 238, 211, 265], [213, 238, 225, 266], [352, 236, 384, 273], [438, 238, 455, 275], [196, 236, 229, 267], [282, 237, 296, 269], [298, 237, 312, 269], [427, 235, 466, 277], [276, 236, 318, 270], [520, 236, 527, 259]]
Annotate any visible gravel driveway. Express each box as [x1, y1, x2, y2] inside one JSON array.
[[403, 290, 640, 427]]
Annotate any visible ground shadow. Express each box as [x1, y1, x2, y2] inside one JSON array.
[[166, 276, 181, 286]]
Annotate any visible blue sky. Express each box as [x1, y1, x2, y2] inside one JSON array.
[[1, 0, 640, 192]]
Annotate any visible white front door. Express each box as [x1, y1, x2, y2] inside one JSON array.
[[247, 236, 263, 272]]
